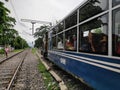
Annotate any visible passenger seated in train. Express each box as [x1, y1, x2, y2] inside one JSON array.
[[80, 31, 108, 54], [73, 35, 77, 50], [65, 35, 77, 51], [90, 32, 108, 54], [88, 31, 96, 52], [80, 31, 93, 52], [80, 31, 96, 52], [116, 41, 120, 55], [65, 37, 75, 50], [57, 39, 63, 49], [99, 35, 108, 54], [112, 34, 120, 56]]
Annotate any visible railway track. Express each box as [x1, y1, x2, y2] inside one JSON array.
[[0, 50, 28, 90], [12, 49, 46, 90], [0, 50, 23, 64]]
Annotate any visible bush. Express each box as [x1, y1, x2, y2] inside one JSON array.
[[0, 49, 5, 54]]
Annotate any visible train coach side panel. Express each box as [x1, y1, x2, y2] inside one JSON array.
[[48, 51, 120, 90]]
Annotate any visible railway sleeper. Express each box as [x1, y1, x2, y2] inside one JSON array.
[[0, 76, 11, 81], [0, 81, 9, 87]]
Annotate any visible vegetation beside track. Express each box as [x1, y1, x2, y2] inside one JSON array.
[[32, 48, 36, 54], [38, 61, 60, 90], [13, 49, 24, 52], [33, 48, 60, 90], [0, 49, 4, 54]]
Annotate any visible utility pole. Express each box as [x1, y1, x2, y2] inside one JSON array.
[[21, 19, 51, 34], [31, 22, 35, 34]]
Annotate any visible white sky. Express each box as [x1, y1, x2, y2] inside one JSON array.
[[1, 0, 84, 46]]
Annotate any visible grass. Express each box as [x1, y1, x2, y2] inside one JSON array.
[[0, 49, 4, 54], [13, 49, 23, 52], [32, 48, 36, 54], [34, 48, 60, 90], [38, 59, 60, 90]]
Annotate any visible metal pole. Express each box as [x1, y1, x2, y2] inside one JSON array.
[[31, 22, 35, 35]]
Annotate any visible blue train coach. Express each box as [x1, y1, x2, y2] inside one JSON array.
[[43, 0, 120, 90]]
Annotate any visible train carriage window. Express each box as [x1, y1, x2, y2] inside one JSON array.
[[55, 26, 59, 33], [113, 0, 120, 7], [48, 38, 50, 50], [52, 28, 56, 35], [79, 0, 108, 22], [79, 14, 108, 55], [112, 8, 120, 57], [65, 11, 77, 29], [57, 33, 64, 50], [65, 27, 77, 51], [48, 31, 52, 50], [57, 21, 64, 33], [52, 36, 57, 50]]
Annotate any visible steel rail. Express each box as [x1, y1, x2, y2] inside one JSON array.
[[6, 52, 28, 90], [0, 50, 24, 64]]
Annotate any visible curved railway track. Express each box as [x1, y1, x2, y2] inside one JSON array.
[[0, 50, 28, 90]]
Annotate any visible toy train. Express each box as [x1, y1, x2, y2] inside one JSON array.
[[42, 0, 120, 90]]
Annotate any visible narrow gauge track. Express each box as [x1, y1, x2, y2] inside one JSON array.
[[0, 50, 23, 64], [0, 50, 28, 90], [12, 49, 46, 90]]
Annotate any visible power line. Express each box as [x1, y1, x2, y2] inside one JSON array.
[[9, 0, 32, 36], [10, 0, 19, 22], [21, 19, 51, 34], [9, 0, 28, 28]]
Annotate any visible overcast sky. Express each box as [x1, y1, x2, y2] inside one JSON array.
[[1, 0, 84, 46]]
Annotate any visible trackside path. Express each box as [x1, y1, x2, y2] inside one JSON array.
[[12, 49, 46, 90]]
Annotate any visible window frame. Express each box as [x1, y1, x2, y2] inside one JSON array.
[[112, 7, 120, 56], [79, 0, 109, 22]]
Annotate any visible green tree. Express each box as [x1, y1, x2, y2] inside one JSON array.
[[34, 38, 43, 48], [93, 28, 102, 33], [0, 1, 29, 50], [0, 1, 16, 45], [34, 25, 50, 48], [14, 36, 29, 49], [34, 25, 49, 38]]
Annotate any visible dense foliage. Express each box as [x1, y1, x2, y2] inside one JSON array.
[[34, 38, 43, 48], [14, 36, 29, 49], [0, 1, 29, 49], [34, 25, 50, 48]]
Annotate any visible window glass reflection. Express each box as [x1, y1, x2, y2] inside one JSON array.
[[65, 11, 77, 29], [79, 0, 108, 22], [52, 28, 56, 35], [52, 36, 57, 49], [65, 27, 77, 51], [57, 22, 64, 33], [48, 31, 52, 50], [79, 14, 108, 55], [48, 39, 50, 50], [112, 8, 120, 57], [113, 0, 120, 7]]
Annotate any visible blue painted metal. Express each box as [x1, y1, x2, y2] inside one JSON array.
[[48, 50, 120, 90]]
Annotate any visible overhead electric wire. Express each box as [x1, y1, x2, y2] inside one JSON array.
[[9, 0, 32, 36], [10, 0, 19, 22]]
